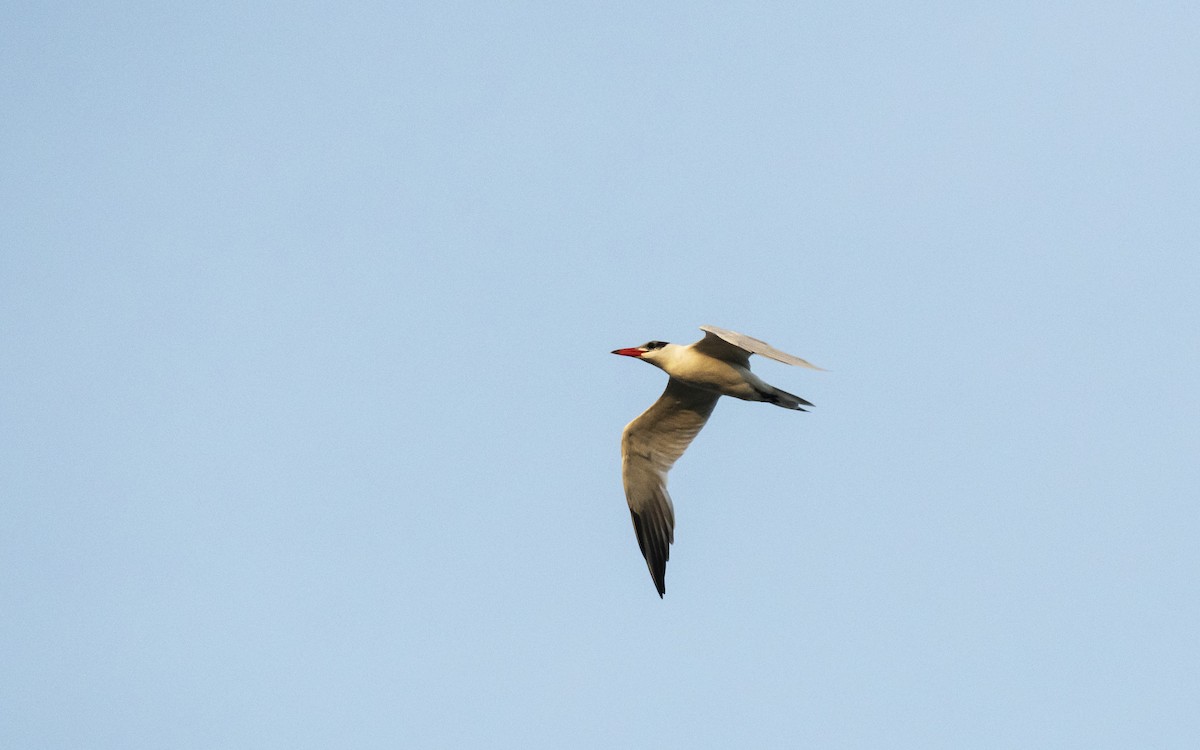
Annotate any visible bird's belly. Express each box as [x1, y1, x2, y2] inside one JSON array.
[[670, 361, 759, 399]]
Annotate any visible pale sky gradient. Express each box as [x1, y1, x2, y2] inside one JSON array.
[[3, 3, 1199, 748]]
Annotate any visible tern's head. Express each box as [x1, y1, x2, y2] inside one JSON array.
[[611, 340, 671, 365]]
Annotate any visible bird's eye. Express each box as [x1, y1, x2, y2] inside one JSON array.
[[645, 341, 666, 350]]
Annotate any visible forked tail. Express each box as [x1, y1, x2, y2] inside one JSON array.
[[757, 385, 813, 411]]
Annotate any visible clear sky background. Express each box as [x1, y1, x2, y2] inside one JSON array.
[[3, 2, 1198, 748]]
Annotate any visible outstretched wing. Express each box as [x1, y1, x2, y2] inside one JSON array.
[[696, 325, 825, 369], [620, 378, 720, 597]]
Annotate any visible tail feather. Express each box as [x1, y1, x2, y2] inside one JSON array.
[[758, 385, 813, 411]]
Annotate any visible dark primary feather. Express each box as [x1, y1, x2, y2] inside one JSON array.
[[629, 507, 669, 597]]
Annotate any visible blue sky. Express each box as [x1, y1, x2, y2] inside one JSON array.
[[3, 2, 1198, 748]]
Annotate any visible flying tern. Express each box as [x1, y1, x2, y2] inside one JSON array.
[[612, 325, 823, 597]]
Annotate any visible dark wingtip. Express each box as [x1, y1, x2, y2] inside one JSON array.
[[631, 508, 670, 598], [652, 568, 667, 597]]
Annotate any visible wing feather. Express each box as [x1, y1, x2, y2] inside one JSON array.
[[621, 378, 720, 597], [696, 325, 824, 369]]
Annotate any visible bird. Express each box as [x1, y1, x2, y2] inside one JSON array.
[[611, 325, 823, 597]]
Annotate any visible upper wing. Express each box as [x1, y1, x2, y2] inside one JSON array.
[[620, 378, 720, 597], [696, 325, 825, 369]]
